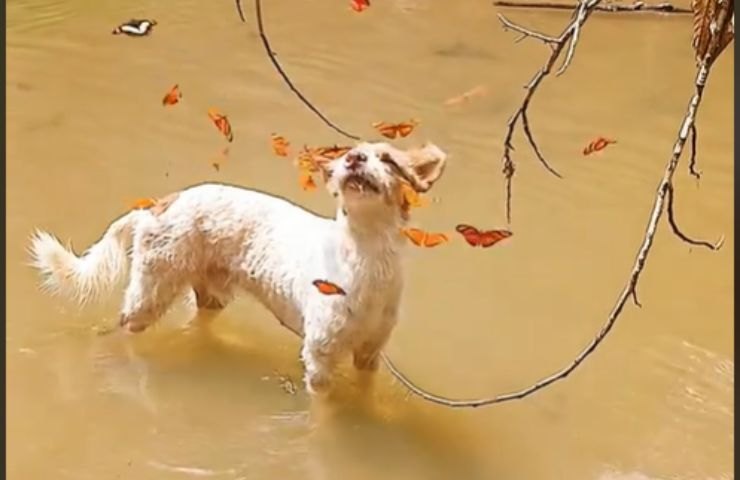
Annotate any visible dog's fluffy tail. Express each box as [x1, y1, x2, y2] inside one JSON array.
[[28, 211, 142, 305]]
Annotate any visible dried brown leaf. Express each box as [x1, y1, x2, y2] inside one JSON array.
[[692, 0, 735, 64], [692, 0, 717, 61]]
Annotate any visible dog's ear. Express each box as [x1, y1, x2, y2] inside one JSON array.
[[377, 142, 448, 192], [405, 143, 447, 190]]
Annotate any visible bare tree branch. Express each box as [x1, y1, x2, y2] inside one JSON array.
[[493, 0, 693, 13], [497, 0, 600, 222], [521, 110, 563, 177], [498, 13, 559, 43], [666, 183, 725, 250], [381, 59, 726, 409], [688, 124, 701, 179], [235, 0, 247, 22], [234, 0, 728, 408], [243, 0, 361, 140], [556, 0, 592, 76]]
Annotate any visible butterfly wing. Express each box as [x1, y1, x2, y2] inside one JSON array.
[[583, 137, 616, 155], [130, 198, 156, 210], [316, 145, 351, 160], [312, 280, 346, 296], [593, 138, 608, 152], [215, 116, 234, 142], [397, 122, 416, 138], [400, 182, 425, 208], [372, 122, 398, 139], [423, 233, 448, 248], [271, 134, 290, 157], [207, 107, 220, 121], [454, 224, 481, 247], [297, 155, 318, 173], [479, 230, 512, 248], [401, 228, 426, 247], [299, 172, 317, 191], [162, 85, 180, 106]]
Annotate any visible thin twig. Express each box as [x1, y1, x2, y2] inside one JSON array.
[[235, 0, 247, 22], [555, 0, 594, 76], [381, 61, 722, 408], [688, 124, 701, 179], [249, 0, 361, 140], [493, 0, 692, 13], [521, 110, 563, 177], [498, 13, 559, 43], [498, 1, 600, 223], [666, 183, 724, 250]]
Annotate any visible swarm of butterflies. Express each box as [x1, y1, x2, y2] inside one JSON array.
[[115, 13, 618, 299]]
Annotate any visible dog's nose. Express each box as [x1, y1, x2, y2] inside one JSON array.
[[345, 152, 367, 171]]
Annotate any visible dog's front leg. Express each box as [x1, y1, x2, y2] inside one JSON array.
[[301, 339, 338, 395], [301, 315, 344, 395], [353, 303, 399, 372]]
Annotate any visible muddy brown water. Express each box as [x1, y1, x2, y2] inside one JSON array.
[[6, 0, 733, 479]]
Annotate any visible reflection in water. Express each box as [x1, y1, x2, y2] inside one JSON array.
[[6, 0, 733, 479]]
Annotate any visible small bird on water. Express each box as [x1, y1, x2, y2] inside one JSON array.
[[112, 19, 157, 37]]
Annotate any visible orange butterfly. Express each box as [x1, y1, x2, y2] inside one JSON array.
[[313, 145, 351, 160], [455, 224, 512, 248], [296, 153, 321, 174], [312, 279, 346, 296], [161, 84, 182, 106], [401, 228, 449, 248], [372, 120, 418, 139], [443, 85, 488, 106], [299, 172, 317, 191], [350, 0, 370, 12], [582, 137, 616, 156], [211, 147, 230, 172], [129, 198, 156, 210], [207, 108, 234, 143], [400, 182, 427, 209], [295, 145, 349, 173], [271, 133, 290, 157]]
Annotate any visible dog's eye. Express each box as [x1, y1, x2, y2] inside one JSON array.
[[379, 153, 394, 165]]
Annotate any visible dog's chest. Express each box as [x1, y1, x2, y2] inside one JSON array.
[[333, 243, 401, 317]]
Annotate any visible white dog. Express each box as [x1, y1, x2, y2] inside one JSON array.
[[28, 141, 447, 394]]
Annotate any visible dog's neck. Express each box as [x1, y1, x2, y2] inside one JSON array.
[[334, 202, 404, 249]]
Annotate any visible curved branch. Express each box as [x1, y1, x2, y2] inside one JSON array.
[[249, 0, 361, 140], [688, 124, 701, 179], [236, 0, 247, 22], [521, 110, 563, 178], [382, 62, 722, 408], [666, 183, 724, 250]]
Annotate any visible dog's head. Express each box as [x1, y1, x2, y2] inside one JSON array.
[[321, 141, 447, 222]]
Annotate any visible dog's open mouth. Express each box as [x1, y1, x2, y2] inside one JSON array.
[[341, 174, 381, 194]]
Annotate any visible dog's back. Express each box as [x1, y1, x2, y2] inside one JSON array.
[[29, 141, 449, 394]]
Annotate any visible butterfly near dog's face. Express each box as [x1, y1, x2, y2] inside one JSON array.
[[321, 142, 448, 217]]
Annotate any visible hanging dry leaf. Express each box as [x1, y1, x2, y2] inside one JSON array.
[[692, 0, 734, 65]]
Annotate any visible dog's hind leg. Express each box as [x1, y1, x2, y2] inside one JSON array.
[[189, 270, 234, 325], [119, 259, 183, 333]]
